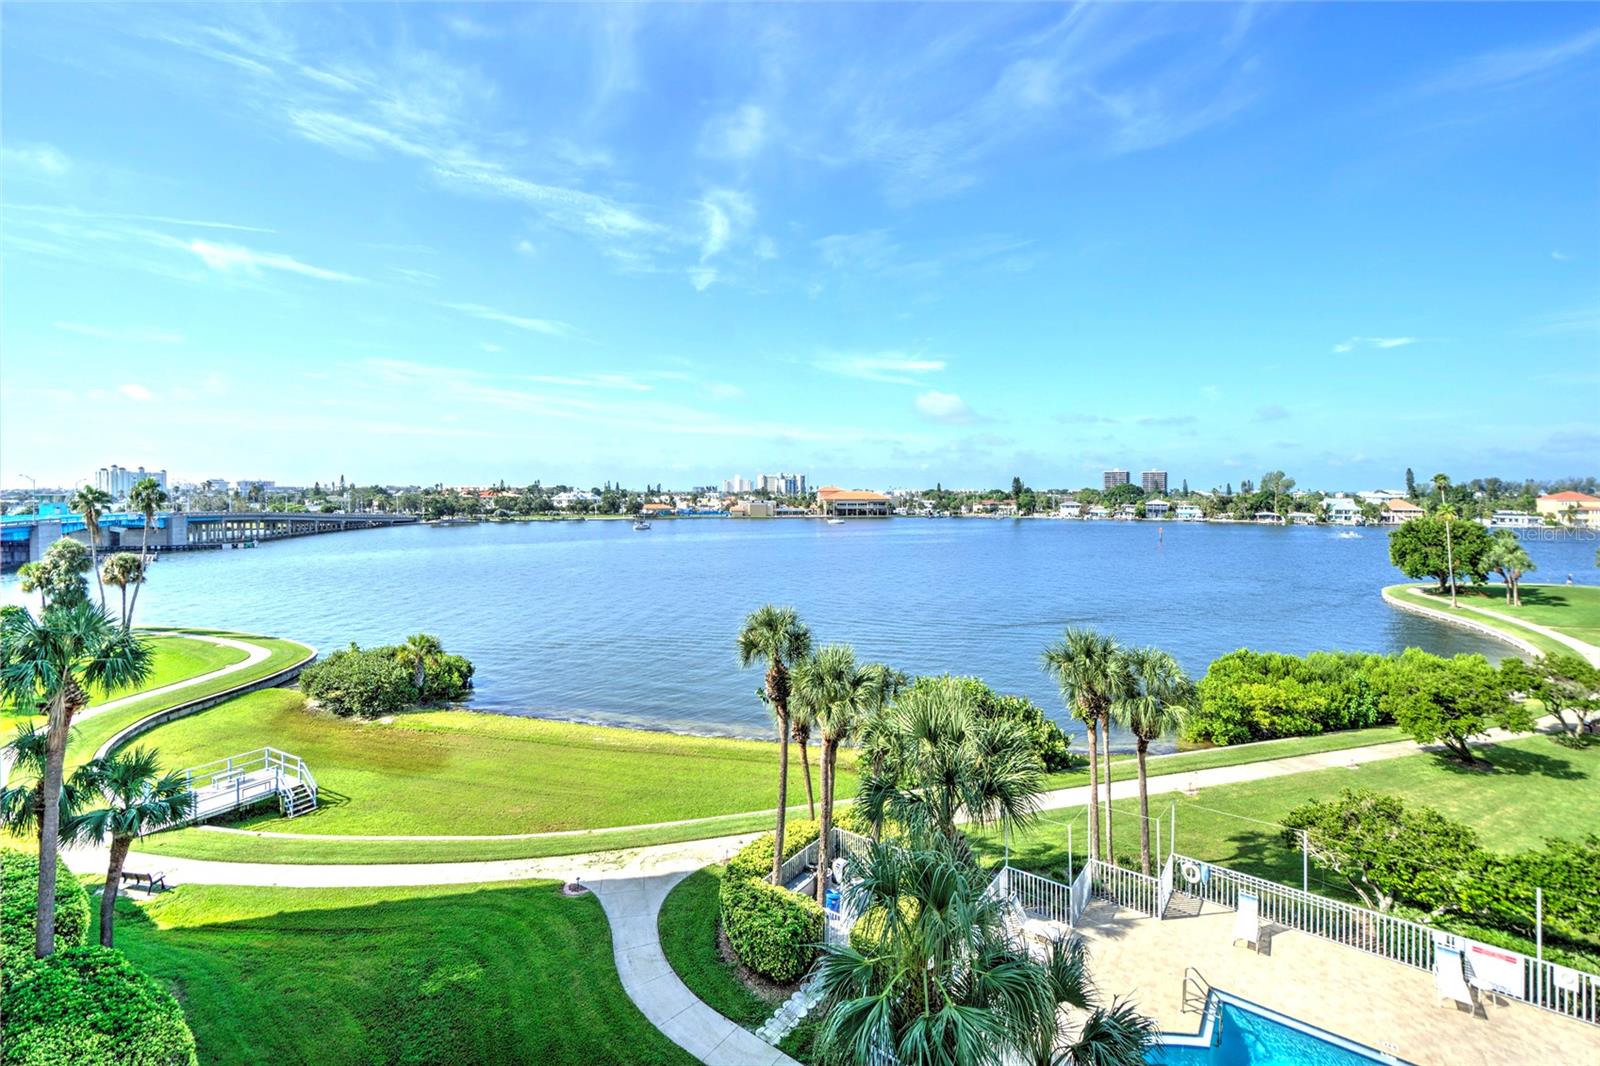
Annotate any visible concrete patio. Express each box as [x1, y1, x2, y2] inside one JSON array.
[[1073, 901, 1600, 1066]]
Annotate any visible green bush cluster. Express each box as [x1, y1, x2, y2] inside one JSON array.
[[719, 819, 823, 983], [1, 849, 91, 988], [905, 675, 1077, 772], [1189, 650, 1386, 745], [299, 641, 474, 718], [1, 947, 197, 1066]]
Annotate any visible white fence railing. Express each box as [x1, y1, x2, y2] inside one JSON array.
[[1170, 853, 1599, 1028], [1158, 853, 1175, 917], [1069, 864, 1092, 925], [1007, 867, 1076, 925], [1089, 859, 1161, 917]]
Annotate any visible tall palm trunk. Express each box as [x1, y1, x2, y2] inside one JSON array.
[[1136, 741, 1152, 877], [119, 585, 129, 629], [816, 741, 835, 908], [1082, 707, 1100, 861], [125, 517, 153, 630], [35, 690, 70, 958], [797, 731, 816, 820], [100, 837, 133, 947], [88, 523, 105, 611], [769, 665, 789, 884], [1101, 715, 1115, 866]]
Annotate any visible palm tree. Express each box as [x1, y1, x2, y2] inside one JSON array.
[[790, 694, 818, 821], [397, 632, 444, 692], [1439, 504, 1459, 608], [1114, 648, 1194, 877], [124, 476, 169, 628], [814, 834, 1156, 1066], [66, 747, 193, 947], [1485, 531, 1535, 606], [100, 553, 145, 630], [70, 486, 113, 611], [737, 604, 812, 881], [857, 675, 1042, 845], [1042, 629, 1131, 864], [16, 562, 47, 611], [793, 645, 900, 906], [0, 603, 151, 957], [0, 723, 89, 851]]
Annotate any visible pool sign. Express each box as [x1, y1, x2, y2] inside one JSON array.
[[1468, 944, 1524, 996]]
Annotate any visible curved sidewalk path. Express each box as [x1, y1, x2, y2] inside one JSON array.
[[1391, 585, 1600, 666], [76, 633, 272, 722]]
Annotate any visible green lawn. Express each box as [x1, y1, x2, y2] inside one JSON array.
[[658, 866, 777, 1030], [976, 735, 1596, 888], [1, 634, 246, 725], [131, 687, 854, 835], [1388, 583, 1600, 657], [102, 881, 692, 1066]]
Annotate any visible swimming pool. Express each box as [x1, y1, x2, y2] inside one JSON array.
[[1149, 992, 1407, 1065]]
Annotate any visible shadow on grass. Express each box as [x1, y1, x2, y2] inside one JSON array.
[[1432, 745, 1586, 781]]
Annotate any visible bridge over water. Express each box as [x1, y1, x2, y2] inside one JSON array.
[[1, 510, 418, 570]]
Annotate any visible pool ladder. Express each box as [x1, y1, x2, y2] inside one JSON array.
[[1181, 966, 1214, 1015]]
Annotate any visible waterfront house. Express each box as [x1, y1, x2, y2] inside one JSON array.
[[552, 489, 601, 509], [1144, 499, 1171, 519], [1175, 503, 1203, 521], [1488, 510, 1540, 529], [1381, 499, 1425, 525], [1323, 496, 1363, 525], [1536, 491, 1600, 527], [1286, 511, 1320, 525], [640, 502, 673, 517], [1254, 511, 1285, 525], [1058, 500, 1082, 519], [1115, 504, 1138, 520], [1358, 489, 1408, 506], [1086, 505, 1109, 520], [817, 486, 892, 517]]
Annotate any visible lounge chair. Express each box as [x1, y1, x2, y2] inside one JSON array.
[[1231, 890, 1260, 952], [1435, 946, 1480, 1014]]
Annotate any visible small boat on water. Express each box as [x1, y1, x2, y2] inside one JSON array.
[[826, 518, 846, 525], [427, 517, 474, 527], [633, 521, 652, 531]]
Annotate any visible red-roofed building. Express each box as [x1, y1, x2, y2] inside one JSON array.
[[816, 486, 892, 517], [1537, 491, 1600, 528]]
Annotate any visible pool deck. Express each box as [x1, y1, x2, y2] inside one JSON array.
[[1073, 901, 1600, 1066]]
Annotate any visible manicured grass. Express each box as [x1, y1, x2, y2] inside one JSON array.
[[102, 881, 692, 1065], [658, 866, 776, 1030], [1387, 583, 1599, 658], [1, 634, 246, 725], [133, 688, 856, 837], [977, 735, 1597, 887]]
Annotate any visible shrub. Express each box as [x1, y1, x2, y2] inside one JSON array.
[[720, 820, 823, 983], [299, 648, 416, 718], [848, 897, 920, 954], [420, 652, 474, 703], [1, 947, 197, 1066], [1188, 650, 1392, 745], [1, 848, 91, 987], [901, 675, 1075, 772]]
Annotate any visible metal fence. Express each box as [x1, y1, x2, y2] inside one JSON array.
[[1170, 852, 1599, 1027], [1088, 859, 1161, 917]]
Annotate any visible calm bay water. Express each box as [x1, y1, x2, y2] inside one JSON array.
[[7, 519, 1596, 742]]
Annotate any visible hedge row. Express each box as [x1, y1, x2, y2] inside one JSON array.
[[720, 820, 823, 984], [0, 849, 196, 1066], [1, 849, 91, 988]]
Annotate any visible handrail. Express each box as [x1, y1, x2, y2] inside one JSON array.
[[1181, 966, 1213, 1015]]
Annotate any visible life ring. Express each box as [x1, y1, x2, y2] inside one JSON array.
[[1182, 861, 1202, 885]]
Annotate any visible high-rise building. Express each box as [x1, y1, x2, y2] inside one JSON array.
[[757, 472, 808, 495], [722, 476, 753, 494], [94, 465, 168, 499], [1103, 469, 1130, 489], [1141, 470, 1168, 494]]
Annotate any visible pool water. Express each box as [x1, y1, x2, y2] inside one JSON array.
[[1150, 996, 1404, 1065]]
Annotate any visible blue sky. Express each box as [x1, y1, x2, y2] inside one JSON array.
[[2, 3, 1596, 492]]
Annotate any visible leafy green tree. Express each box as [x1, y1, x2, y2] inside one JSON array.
[[395, 632, 444, 692], [69, 486, 113, 611], [299, 647, 416, 717], [65, 747, 193, 947], [0, 604, 151, 957], [1387, 515, 1491, 592], [738, 605, 813, 882], [1405, 467, 1417, 499], [1042, 629, 1132, 861], [125, 476, 169, 627], [1115, 648, 1193, 875], [23, 539, 93, 612], [814, 835, 1156, 1066], [1374, 651, 1531, 763], [1484, 530, 1535, 606], [858, 675, 1043, 845], [1502, 654, 1599, 738], [99, 553, 144, 629], [1260, 470, 1296, 514], [1281, 789, 1482, 913]]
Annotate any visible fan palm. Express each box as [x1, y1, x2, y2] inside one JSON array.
[[857, 675, 1042, 845], [70, 486, 113, 611], [1485, 530, 1535, 606], [0, 603, 151, 957], [1042, 630, 1132, 864], [791, 694, 818, 820], [125, 476, 169, 628], [1113, 649, 1194, 876], [737, 604, 812, 880], [100, 553, 145, 629], [66, 747, 194, 947], [397, 632, 445, 692], [0, 723, 89, 850]]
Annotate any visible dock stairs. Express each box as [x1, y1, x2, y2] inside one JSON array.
[[149, 747, 318, 833]]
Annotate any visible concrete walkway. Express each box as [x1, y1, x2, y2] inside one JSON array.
[[1394, 584, 1600, 666], [77, 633, 271, 722]]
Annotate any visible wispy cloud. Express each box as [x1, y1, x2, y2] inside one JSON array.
[[5, 203, 274, 233], [54, 322, 184, 344], [814, 351, 947, 385], [1332, 336, 1419, 353], [1551, 250, 1573, 262], [442, 302, 575, 338], [915, 390, 980, 425], [1, 144, 71, 176], [186, 239, 359, 282], [526, 373, 652, 393], [1528, 306, 1600, 335], [117, 383, 154, 402], [1418, 26, 1600, 95], [701, 103, 768, 159], [1254, 404, 1290, 422]]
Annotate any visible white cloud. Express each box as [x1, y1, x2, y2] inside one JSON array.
[[701, 104, 768, 159], [5, 203, 273, 233], [1419, 26, 1600, 95], [915, 390, 978, 424], [516, 239, 536, 256], [54, 322, 184, 344], [118, 383, 153, 401], [698, 189, 755, 261], [1552, 250, 1572, 261], [706, 382, 745, 400], [2, 143, 71, 176], [443, 302, 574, 337], [526, 373, 652, 393], [186, 239, 359, 281], [689, 267, 717, 291], [815, 352, 947, 385], [1333, 336, 1419, 353], [481, 342, 504, 353]]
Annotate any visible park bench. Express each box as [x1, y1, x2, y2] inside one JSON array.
[[120, 871, 168, 894]]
